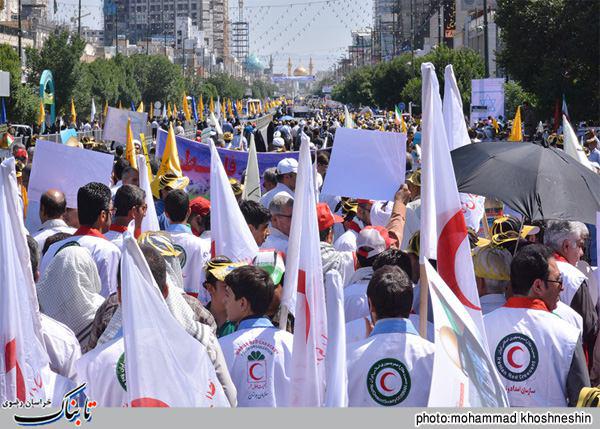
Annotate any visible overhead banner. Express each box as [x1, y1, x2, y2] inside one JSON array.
[[470, 78, 505, 125], [155, 129, 299, 196], [103, 107, 148, 144]]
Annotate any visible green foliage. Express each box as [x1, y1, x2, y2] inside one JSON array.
[[250, 80, 277, 99], [495, 0, 599, 120], [332, 66, 375, 106], [206, 73, 247, 100], [504, 81, 537, 121], [0, 44, 38, 124]]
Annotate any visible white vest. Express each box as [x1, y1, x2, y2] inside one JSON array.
[[346, 324, 434, 407], [553, 301, 583, 334], [484, 304, 579, 407], [168, 230, 211, 304], [556, 260, 587, 306], [219, 324, 293, 407]]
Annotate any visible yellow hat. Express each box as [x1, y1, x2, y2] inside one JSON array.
[[137, 231, 181, 258], [205, 259, 247, 282], [472, 245, 512, 281], [229, 177, 243, 197], [151, 172, 190, 199], [406, 169, 421, 187]]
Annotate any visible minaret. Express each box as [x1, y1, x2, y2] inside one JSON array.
[[287, 57, 292, 76], [309, 57, 314, 75], [269, 54, 274, 73]]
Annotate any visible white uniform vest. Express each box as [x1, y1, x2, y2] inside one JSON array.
[[40, 234, 121, 297], [484, 305, 579, 407], [345, 315, 434, 344], [346, 328, 434, 407], [219, 325, 293, 407], [260, 228, 289, 256], [553, 301, 583, 334], [168, 230, 211, 304], [556, 260, 587, 306]]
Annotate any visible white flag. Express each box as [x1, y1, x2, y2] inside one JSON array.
[[137, 154, 159, 232], [0, 158, 49, 403], [563, 115, 594, 171], [425, 261, 509, 407], [215, 96, 221, 119], [324, 271, 347, 407], [281, 138, 328, 406], [162, 102, 167, 119], [209, 112, 223, 136], [241, 134, 261, 202], [420, 62, 486, 341], [90, 98, 96, 122], [120, 233, 229, 407], [443, 65, 486, 231], [344, 105, 354, 128], [209, 141, 258, 261]]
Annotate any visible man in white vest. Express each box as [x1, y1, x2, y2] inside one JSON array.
[[164, 189, 211, 304], [484, 244, 590, 406], [261, 194, 293, 255], [544, 221, 598, 360], [346, 265, 434, 406], [259, 158, 296, 209], [219, 265, 293, 407], [32, 189, 75, 251], [104, 185, 146, 249]]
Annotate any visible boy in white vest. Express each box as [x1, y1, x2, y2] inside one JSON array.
[[164, 189, 211, 304], [219, 265, 293, 407], [484, 244, 590, 406], [346, 265, 434, 407]]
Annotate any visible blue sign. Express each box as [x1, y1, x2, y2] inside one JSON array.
[[398, 102, 406, 111]]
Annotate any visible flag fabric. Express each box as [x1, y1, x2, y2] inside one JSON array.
[[0, 158, 49, 403], [232, 99, 238, 118], [562, 94, 569, 121], [191, 97, 198, 123], [137, 101, 144, 113], [90, 98, 96, 122], [103, 100, 108, 120], [425, 260, 509, 407], [70, 98, 77, 124], [241, 133, 261, 202], [172, 103, 178, 118], [323, 271, 347, 407], [155, 123, 183, 179], [420, 62, 486, 341], [507, 106, 523, 142], [120, 233, 229, 407], [136, 154, 159, 233], [118, 100, 123, 110], [344, 105, 354, 128], [563, 115, 594, 170], [209, 112, 223, 136], [280, 138, 328, 406], [149, 102, 154, 120], [161, 102, 167, 119], [221, 99, 226, 118], [227, 99, 233, 118], [167, 102, 172, 118], [37, 99, 45, 127], [125, 117, 138, 170], [182, 94, 191, 122], [209, 97, 214, 114], [139, 133, 153, 181], [209, 141, 258, 262], [130, 101, 136, 111], [0, 98, 7, 124], [215, 97, 221, 119], [443, 65, 470, 151], [198, 97, 204, 121]]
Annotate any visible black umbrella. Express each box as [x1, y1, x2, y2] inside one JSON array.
[[450, 141, 600, 224]]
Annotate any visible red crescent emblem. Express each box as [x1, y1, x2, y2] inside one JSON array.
[[507, 345, 524, 369], [249, 363, 263, 381], [379, 371, 396, 393], [131, 397, 170, 407], [5, 339, 25, 401]]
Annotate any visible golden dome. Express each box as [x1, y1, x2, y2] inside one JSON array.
[[293, 66, 309, 76]]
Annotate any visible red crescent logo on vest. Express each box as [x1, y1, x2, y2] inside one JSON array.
[[379, 371, 396, 393], [437, 211, 481, 310], [248, 363, 264, 381], [507, 345, 524, 369], [131, 398, 170, 407]]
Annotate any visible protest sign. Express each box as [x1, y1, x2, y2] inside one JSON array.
[[470, 78, 505, 125], [103, 107, 148, 144], [60, 128, 78, 144], [155, 128, 298, 196], [26, 140, 113, 232], [321, 127, 406, 201]]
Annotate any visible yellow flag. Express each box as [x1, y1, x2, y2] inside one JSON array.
[[198, 96, 204, 121], [209, 97, 214, 113], [125, 117, 138, 169], [492, 117, 499, 133], [38, 99, 45, 126], [151, 123, 183, 198], [103, 100, 108, 118], [167, 102, 172, 118], [118, 100, 123, 110], [149, 102, 154, 119], [139, 133, 153, 181], [173, 103, 178, 117], [182, 94, 191, 121], [221, 99, 226, 117], [227, 99, 233, 118], [400, 114, 407, 133], [508, 106, 523, 142], [137, 101, 144, 112], [70, 98, 77, 124]]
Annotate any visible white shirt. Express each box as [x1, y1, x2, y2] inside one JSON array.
[[261, 227, 289, 256], [41, 313, 82, 382], [40, 233, 121, 298], [259, 183, 294, 210], [334, 229, 358, 253], [219, 318, 293, 407], [33, 219, 75, 251], [370, 201, 392, 227], [343, 267, 373, 322], [401, 199, 421, 250], [104, 229, 126, 250], [556, 260, 587, 306]]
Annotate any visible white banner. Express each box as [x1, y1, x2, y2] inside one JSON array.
[[322, 128, 406, 201], [103, 107, 148, 144], [470, 78, 505, 125]]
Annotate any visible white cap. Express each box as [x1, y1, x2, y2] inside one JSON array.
[[272, 137, 285, 148], [273, 131, 281, 138], [277, 158, 298, 174]]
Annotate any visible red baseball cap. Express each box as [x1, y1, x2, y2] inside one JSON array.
[[317, 202, 343, 231], [190, 196, 210, 217]]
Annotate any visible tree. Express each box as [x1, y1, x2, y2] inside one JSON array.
[[332, 66, 374, 106], [25, 31, 86, 115], [206, 73, 247, 100], [0, 44, 38, 124], [495, 0, 600, 120], [370, 54, 413, 109], [504, 81, 537, 122]]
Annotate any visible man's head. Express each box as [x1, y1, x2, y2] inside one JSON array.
[[121, 166, 139, 187], [252, 250, 285, 317], [189, 196, 211, 237], [39, 189, 67, 223], [316, 152, 329, 177], [77, 182, 112, 231], [42, 232, 72, 256], [317, 202, 342, 244], [164, 189, 190, 224], [276, 158, 298, 191], [112, 157, 130, 185], [511, 244, 562, 310], [356, 226, 392, 268], [373, 248, 414, 281], [473, 245, 512, 297], [269, 193, 294, 237], [223, 265, 274, 323], [114, 184, 146, 222], [262, 167, 278, 192], [240, 200, 271, 246], [367, 265, 413, 322], [544, 220, 588, 265], [356, 199, 373, 226]]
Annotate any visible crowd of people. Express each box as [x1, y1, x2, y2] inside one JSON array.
[[1, 94, 600, 409]]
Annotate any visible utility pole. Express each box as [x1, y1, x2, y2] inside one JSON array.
[[483, 0, 490, 77], [78, 0, 82, 36], [18, 0, 22, 61], [146, 0, 150, 55], [115, 13, 118, 55]]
